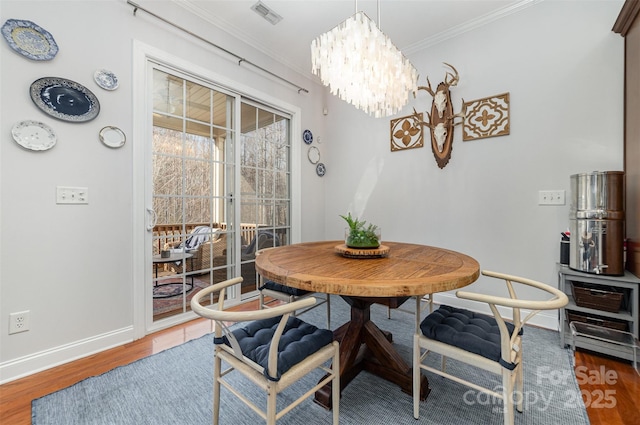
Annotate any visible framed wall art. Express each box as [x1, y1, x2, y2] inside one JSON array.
[[390, 113, 423, 152], [462, 93, 510, 141]]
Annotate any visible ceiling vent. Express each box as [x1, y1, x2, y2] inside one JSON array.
[[251, 1, 283, 25]]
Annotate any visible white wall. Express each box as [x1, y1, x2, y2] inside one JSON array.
[[0, 0, 625, 382], [0, 0, 326, 382], [322, 0, 625, 322]]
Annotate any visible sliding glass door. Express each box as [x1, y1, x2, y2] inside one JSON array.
[[145, 61, 292, 326]]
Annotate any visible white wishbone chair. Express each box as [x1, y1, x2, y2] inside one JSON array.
[[413, 270, 568, 425], [191, 277, 340, 425]]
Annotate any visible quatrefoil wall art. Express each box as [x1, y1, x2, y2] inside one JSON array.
[[462, 93, 510, 141], [390, 113, 424, 152]]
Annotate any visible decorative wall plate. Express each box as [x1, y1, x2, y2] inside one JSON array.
[[307, 145, 320, 164], [94, 69, 119, 91], [303, 129, 313, 144], [99, 126, 126, 148], [11, 120, 57, 151], [316, 162, 326, 177], [30, 77, 100, 122], [1, 19, 58, 61]]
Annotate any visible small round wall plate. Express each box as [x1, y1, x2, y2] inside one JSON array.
[[303, 129, 313, 144], [94, 69, 119, 91], [308, 145, 320, 164], [99, 126, 126, 148], [1, 19, 58, 61], [11, 120, 56, 151], [316, 162, 326, 177]]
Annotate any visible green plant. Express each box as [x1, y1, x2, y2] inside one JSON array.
[[340, 213, 380, 248]]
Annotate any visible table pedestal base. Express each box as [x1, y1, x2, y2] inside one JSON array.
[[314, 296, 430, 409]]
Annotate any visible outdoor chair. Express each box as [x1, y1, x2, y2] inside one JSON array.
[[190, 277, 340, 425], [166, 227, 227, 274], [413, 270, 568, 425], [256, 248, 331, 328]]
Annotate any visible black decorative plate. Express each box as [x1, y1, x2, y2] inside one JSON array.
[[316, 162, 326, 177], [30, 77, 100, 122]]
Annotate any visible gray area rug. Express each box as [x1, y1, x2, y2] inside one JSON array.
[[32, 297, 589, 424]]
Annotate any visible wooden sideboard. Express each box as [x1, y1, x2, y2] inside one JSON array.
[[613, 1, 640, 278]]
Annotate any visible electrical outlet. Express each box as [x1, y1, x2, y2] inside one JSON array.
[[538, 190, 565, 206], [9, 311, 30, 334]]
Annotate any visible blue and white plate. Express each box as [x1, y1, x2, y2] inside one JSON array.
[[30, 77, 100, 122], [94, 69, 119, 91], [303, 129, 313, 144], [1, 19, 58, 61], [316, 162, 326, 177]]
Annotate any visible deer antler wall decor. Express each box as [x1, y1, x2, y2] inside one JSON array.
[[412, 63, 465, 169]]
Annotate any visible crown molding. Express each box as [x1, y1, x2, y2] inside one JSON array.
[[612, 0, 640, 36], [403, 0, 542, 55]]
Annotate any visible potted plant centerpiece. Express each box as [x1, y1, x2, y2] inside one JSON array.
[[341, 213, 381, 249]]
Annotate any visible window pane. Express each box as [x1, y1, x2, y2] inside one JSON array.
[[241, 103, 257, 134], [153, 125, 183, 155], [275, 201, 290, 227], [153, 155, 183, 196], [184, 159, 211, 196], [153, 69, 183, 116], [213, 91, 233, 129], [241, 165, 257, 196], [186, 80, 210, 123], [274, 171, 288, 198], [256, 168, 274, 198]]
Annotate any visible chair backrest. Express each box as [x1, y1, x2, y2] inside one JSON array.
[[190, 277, 317, 379], [243, 230, 281, 255], [184, 226, 218, 249]]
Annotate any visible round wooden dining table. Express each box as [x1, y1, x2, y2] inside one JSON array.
[[255, 240, 480, 409]]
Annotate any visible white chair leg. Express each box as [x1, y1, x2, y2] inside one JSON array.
[[515, 363, 524, 413], [267, 384, 277, 425], [213, 355, 221, 425], [502, 370, 515, 425], [326, 294, 331, 329], [332, 342, 340, 425], [413, 334, 421, 419]]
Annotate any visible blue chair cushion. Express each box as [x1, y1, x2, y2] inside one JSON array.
[[259, 280, 311, 297], [222, 315, 333, 381], [420, 305, 522, 367]]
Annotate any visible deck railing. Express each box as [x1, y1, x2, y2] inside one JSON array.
[[152, 222, 261, 253]]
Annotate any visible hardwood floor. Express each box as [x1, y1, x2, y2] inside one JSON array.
[[1, 301, 638, 425]]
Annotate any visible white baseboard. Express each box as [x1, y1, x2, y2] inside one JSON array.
[[431, 293, 562, 331], [0, 326, 134, 384]]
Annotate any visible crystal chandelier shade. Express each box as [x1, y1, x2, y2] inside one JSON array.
[[311, 11, 418, 118]]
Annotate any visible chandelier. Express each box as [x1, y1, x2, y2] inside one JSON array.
[[311, 9, 418, 118]]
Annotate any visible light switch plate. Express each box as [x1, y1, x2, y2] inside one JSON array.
[[538, 190, 565, 205], [56, 186, 89, 204]]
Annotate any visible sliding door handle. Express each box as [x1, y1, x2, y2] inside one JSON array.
[[146, 207, 157, 231]]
